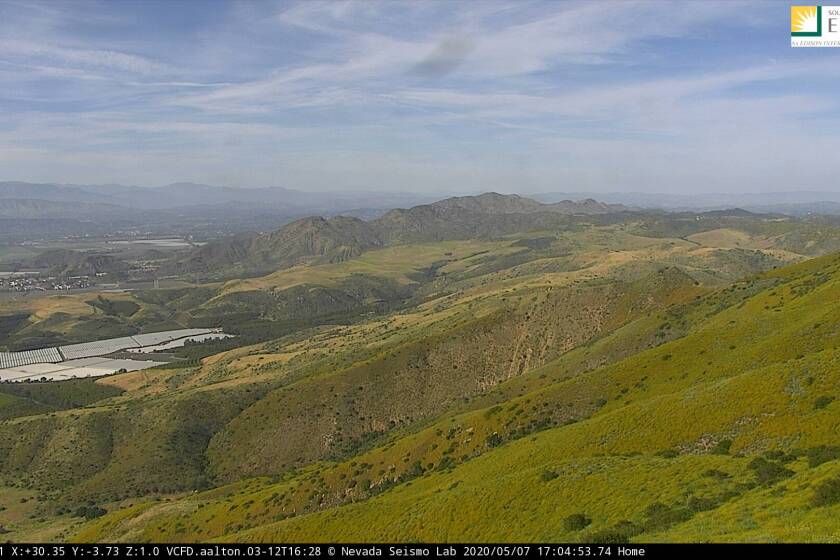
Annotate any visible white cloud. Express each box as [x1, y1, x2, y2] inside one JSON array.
[[2, 0, 837, 193], [0, 38, 170, 75]]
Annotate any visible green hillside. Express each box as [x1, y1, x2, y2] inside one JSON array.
[[70, 253, 840, 543], [0, 379, 123, 421], [1, 197, 838, 543]]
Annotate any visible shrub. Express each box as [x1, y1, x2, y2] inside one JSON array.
[[748, 457, 794, 486], [584, 528, 630, 544], [806, 445, 840, 468], [585, 521, 642, 543], [814, 396, 835, 410], [656, 449, 679, 459], [642, 502, 691, 531], [563, 513, 592, 531], [74, 505, 107, 519], [703, 469, 730, 480], [435, 456, 455, 472], [686, 495, 719, 513], [812, 477, 840, 507], [485, 433, 503, 448], [764, 449, 797, 464], [540, 469, 559, 483], [711, 439, 732, 455], [405, 461, 424, 479]]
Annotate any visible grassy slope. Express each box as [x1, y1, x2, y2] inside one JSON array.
[[73, 253, 840, 543], [0, 229, 714, 537], [205, 267, 700, 482], [2, 219, 837, 542], [0, 379, 123, 410], [0, 218, 804, 352]]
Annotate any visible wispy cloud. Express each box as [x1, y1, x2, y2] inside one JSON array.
[[0, 38, 170, 75], [0, 0, 836, 192]]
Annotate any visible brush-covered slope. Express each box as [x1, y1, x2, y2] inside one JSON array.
[[0, 379, 123, 421], [0, 265, 697, 507], [2, 213, 838, 541], [1, 225, 725, 540], [205, 267, 700, 482], [6, 214, 787, 352], [174, 193, 630, 276], [171, 191, 839, 279], [179, 216, 382, 275], [73, 253, 840, 543]]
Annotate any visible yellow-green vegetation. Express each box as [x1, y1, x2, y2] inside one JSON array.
[[218, 239, 519, 295], [68, 253, 840, 543], [0, 379, 123, 421], [1, 211, 839, 543], [0, 485, 83, 542]]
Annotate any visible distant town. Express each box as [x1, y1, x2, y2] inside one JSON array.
[[0, 271, 98, 293]]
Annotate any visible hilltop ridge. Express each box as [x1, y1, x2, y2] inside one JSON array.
[[179, 193, 627, 275]]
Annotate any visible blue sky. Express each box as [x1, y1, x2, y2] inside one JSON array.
[[1, 0, 839, 193]]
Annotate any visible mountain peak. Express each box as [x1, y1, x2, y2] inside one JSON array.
[[427, 192, 624, 215]]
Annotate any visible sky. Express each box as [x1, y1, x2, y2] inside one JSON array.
[[1, 0, 840, 194]]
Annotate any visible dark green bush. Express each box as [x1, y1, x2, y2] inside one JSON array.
[[435, 456, 455, 472], [563, 513, 592, 531], [711, 439, 732, 455], [812, 477, 840, 507], [485, 432, 503, 448], [585, 521, 642, 543], [686, 495, 718, 513], [642, 502, 691, 531], [814, 396, 835, 410], [806, 446, 840, 468], [703, 469, 731, 480], [656, 449, 679, 458], [74, 505, 107, 519], [748, 457, 794, 486]]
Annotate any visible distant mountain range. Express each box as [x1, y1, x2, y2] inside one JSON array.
[[4, 182, 839, 246], [0, 181, 441, 241], [4, 181, 840, 220], [0, 181, 434, 214], [175, 193, 626, 276], [0, 198, 137, 219], [531, 191, 840, 215]]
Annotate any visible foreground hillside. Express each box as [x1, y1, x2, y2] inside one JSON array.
[[67, 253, 840, 543]]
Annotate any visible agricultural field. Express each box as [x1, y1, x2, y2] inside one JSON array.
[[0, 328, 228, 382]]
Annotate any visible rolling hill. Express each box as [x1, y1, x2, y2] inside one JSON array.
[[0, 194, 838, 543], [71, 252, 840, 544]]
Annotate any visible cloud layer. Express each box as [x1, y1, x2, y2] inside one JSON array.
[[1, 0, 838, 193]]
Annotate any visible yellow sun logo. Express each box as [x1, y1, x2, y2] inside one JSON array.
[[791, 6, 820, 34]]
